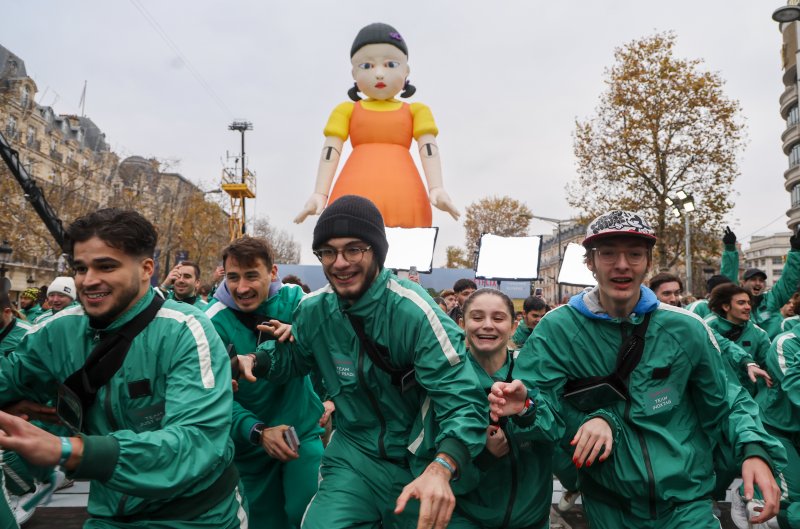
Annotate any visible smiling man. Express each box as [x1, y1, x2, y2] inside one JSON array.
[[32, 276, 78, 324], [489, 210, 786, 529], [0, 208, 247, 528], [204, 236, 324, 529], [159, 261, 207, 308], [239, 195, 487, 529]]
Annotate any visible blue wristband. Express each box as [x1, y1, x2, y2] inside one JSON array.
[[58, 437, 72, 467], [433, 456, 454, 477]]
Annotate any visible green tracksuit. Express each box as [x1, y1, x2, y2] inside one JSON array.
[[686, 244, 742, 318], [20, 304, 44, 323], [0, 289, 247, 528], [253, 268, 488, 529], [726, 246, 800, 339], [523, 286, 786, 528], [32, 300, 80, 324], [158, 287, 208, 309], [0, 452, 18, 529], [705, 314, 771, 395], [450, 351, 557, 529], [756, 331, 800, 529], [782, 315, 800, 334], [0, 318, 31, 357], [205, 283, 323, 529], [511, 320, 531, 349]]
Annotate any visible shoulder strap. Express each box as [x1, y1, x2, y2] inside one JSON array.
[[612, 312, 653, 385], [346, 314, 414, 390], [64, 295, 164, 413], [229, 309, 290, 345]]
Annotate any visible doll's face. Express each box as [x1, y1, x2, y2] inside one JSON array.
[[351, 43, 409, 100]]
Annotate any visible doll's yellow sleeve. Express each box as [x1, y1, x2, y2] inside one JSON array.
[[410, 102, 439, 139], [323, 102, 355, 140]]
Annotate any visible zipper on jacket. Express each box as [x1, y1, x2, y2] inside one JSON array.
[[625, 393, 656, 518], [500, 423, 518, 528], [115, 494, 129, 517], [357, 341, 388, 459]]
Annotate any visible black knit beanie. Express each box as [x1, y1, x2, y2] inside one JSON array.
[[350, 22, 408, 58], [313, 195, 388, 267]]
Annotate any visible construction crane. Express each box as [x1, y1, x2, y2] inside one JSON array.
[[0, 129, 67, 252], [222, 120, 255, 241]]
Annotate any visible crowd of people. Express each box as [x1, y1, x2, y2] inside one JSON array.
[[0, 200, 797, 529]]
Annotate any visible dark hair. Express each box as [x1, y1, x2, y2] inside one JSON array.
[[708, 283, 750, 316], [462, 288, 515, 321], [179, 260, 200, 279], [283, 274, 311, 294], [347, 80, 417, 102], [222, 236, 275, 270], [66, 208, 157, 259], [198, 284, 212, 296], [648, 272, 683, 293], [432, 296, 446, 307], [453, 278, 478, 294], [522, 296, 548, 313]]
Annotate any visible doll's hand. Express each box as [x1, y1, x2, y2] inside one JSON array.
[[294, 193, 328, 224], [429, 188, 460, 221]]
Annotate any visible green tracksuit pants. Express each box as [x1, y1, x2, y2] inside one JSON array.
[[0, 452, 19, 529], [240, 436, 324, 529], [301, 434, 422, 529], [583, 497, 721, 529]]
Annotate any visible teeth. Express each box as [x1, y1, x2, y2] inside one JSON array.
[[86, 293, 109, 299], [336, 274, 354, 280]]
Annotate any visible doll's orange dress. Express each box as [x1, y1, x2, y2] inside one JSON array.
[[327, 101, 434, 228]]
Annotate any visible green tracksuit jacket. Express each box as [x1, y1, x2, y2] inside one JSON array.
[[522, 286, 786, 521], [205, 283, 323, 528], [705, 314, 771, 393], [725, 246, 800, 339], [158, 287, 208, 309], [20, 304, 44, 322], [452, 352, 557, 529], [0, 317, 31, 357], [511, 320, 531, 349], [756, 330, 800, 529], [32, 300, 80, 324], [253, 268, 488, 485], [0, 289, 246, 527]]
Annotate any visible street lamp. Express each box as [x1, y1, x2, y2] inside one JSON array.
[[773, 4, 800, 23], [531, 215, 572, 304], [0, 241, 12, 278], [665, 191, 696, 295]]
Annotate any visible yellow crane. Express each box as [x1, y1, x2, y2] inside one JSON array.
[[222, 120, 255, 240]]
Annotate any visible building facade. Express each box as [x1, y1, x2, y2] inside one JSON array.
[[744, 232, 792, 288], [535, 221, 586, 305], [776, 1, 800, 230]]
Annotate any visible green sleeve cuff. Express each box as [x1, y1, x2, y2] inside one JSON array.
[[70, 434, 119, 482], [474, 447, 500, 471], [742, 442, 773, 471], [437, 437, 470, 478], [724, 243, 737, 252], [252, 348, 272, 378], [585, 409, 621, 445]]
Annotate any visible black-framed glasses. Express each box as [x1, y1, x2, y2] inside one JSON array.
[[313, 246, 372, 265]]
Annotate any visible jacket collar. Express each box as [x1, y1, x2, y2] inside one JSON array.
[[338, 267, 391, 316], [568, 284, 659, 322]]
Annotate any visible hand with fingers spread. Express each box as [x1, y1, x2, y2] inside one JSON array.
[[722, 226, 737, 246], [487, 380, 528, 422], [257, 321, 294, 343], [0, 411, 80, 468], [259, 424, 299, 462], [746, 364, 773, 387], [571, 417, 613, 468], [485, 426, 509, 458], [395, 456, 456, 529], [741, 457, 781, 524]]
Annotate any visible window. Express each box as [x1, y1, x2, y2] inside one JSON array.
[[5, 116, 17, 137], [20, 85, 29, 108], [26, 125, 35, 145], [773, 257, 784, 265], [793, 184, 800, 207], [774, 269, 783, 277], [790, 144, 800, 168], [50, 138, 57, 152]]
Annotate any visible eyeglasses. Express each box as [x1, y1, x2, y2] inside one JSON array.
[[313, 246, 372, 265], [591, 247, 648, 265]]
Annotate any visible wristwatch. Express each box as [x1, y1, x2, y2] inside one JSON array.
[[249, 423, 265, 445]]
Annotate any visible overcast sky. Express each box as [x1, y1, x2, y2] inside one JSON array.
[[2, 1, 792, 265]]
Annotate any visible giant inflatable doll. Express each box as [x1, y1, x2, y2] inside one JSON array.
[[294, 22, 459, 227]]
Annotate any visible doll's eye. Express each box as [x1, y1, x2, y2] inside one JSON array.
[[358, 63, 373, 70], [386, 61, 400, 68]]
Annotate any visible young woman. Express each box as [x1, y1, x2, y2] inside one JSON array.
[[451, 288, 557, 529], [294, 22, 459, 227]]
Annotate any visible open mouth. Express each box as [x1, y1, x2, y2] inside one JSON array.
[[84, 292, 110, 300]]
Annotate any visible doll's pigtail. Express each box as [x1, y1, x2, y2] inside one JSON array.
[[348, 83, 362, 101], [400, 79, 416, 98]]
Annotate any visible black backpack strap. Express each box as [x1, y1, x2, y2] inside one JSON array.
[[64, 295, 164, 413], [346, 314, 415, 392], [613, 312, 652, 383], [229, 309, 290, 345], [723, 324, 744, 342]]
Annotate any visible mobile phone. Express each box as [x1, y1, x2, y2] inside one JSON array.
[[408, 266, 419, 282], [283, 426, 300, 452]]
